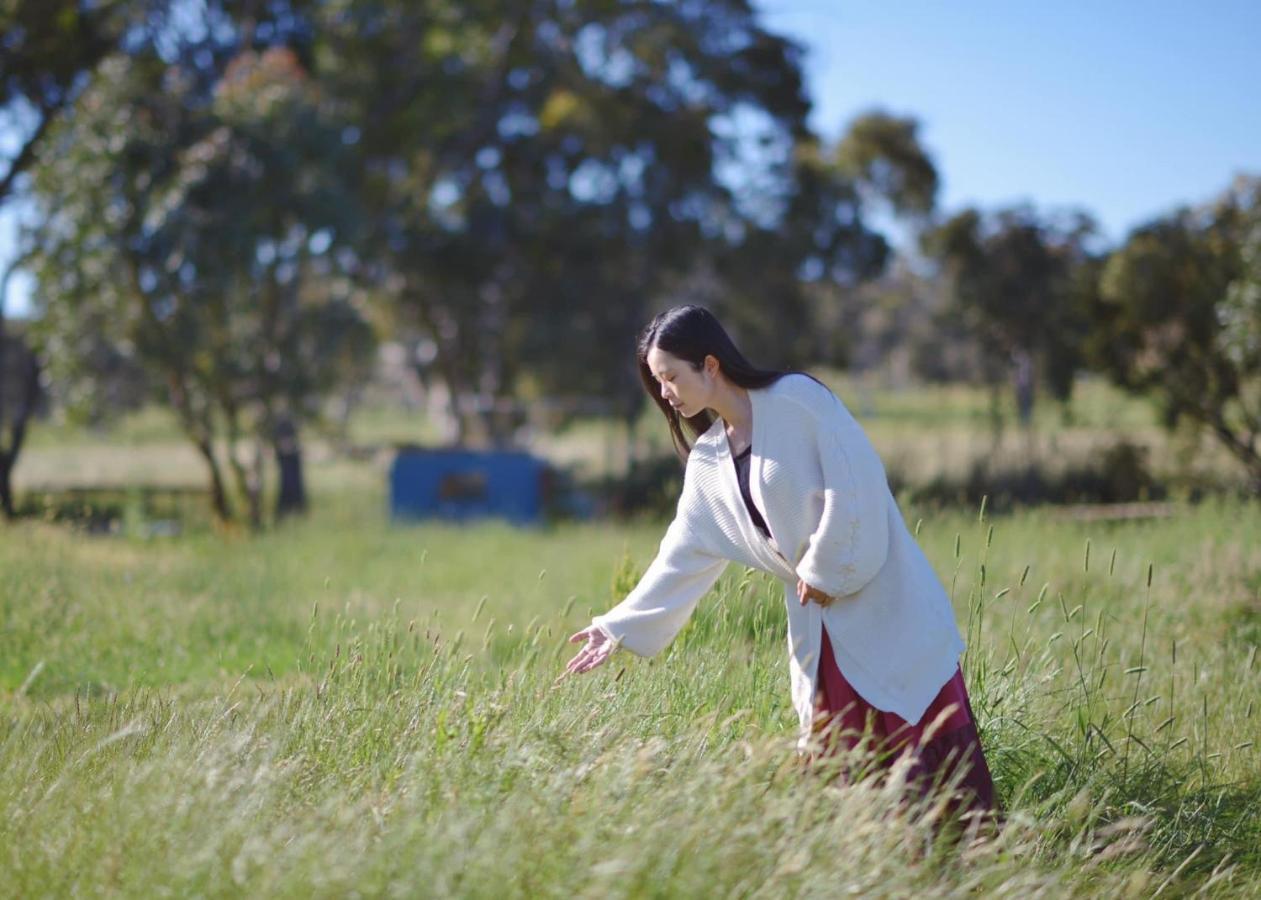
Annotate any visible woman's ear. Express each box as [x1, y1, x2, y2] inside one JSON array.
[[703, 354, 720, 379]]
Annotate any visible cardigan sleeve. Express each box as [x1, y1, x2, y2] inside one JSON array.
[[792, 382, 891, 599], [591, 477, 728, 657]]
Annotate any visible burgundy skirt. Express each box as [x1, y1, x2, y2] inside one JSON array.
[[811, 624, 998, 820]]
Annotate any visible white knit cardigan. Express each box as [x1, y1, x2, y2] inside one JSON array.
[[592, 374, 966, 750]]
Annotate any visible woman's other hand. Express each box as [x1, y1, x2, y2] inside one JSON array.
[[564, 625, 616, 675], [797, 578, 835, 607]]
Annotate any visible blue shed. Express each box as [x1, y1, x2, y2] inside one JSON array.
[[389, 446, 548, 524]]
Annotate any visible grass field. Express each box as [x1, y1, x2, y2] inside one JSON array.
[[2, 380, 1259, 896], [3, 485, 1259, 895]]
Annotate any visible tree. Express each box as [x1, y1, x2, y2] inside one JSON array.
[[27, 37, 373, 526], [1092, 176, 1261, 486], [0, 256, 42, 518], [786, 111, 941, 375], [0, 0, 141, 204], [834, 109, 938, 221], [312, 0, 904, 445], [21, 0, 944, 517], [0, 0, 144, 518], [923, 205, 1099, 433]]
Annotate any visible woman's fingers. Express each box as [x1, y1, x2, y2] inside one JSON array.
[[564, 631, 611, 675], [567, 645, 605, 675], [563, 624, 616, 677], [565, 648, 591, 674], [797, 580, 835, 607]]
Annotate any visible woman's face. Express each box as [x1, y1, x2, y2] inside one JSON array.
[[646, 346, 716, 418]]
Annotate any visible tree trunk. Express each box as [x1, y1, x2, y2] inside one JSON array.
[[987, 382, 1004, 453], [432, 353, 476, 445], [1, 268, 11, 519], [0, 302, 9, 519], [0, 454, 14, 519], [1012, 348, 1035, 427], [410, 293, 478, 445], [193, 437, 232, 523], [1209, 416, 1261, 491], [1168, 381, 1261, 494], [0, 346, 41, 521], [226, 447, 263, 530], [216, 393, 262, 530], [273, 416, 307, 519]]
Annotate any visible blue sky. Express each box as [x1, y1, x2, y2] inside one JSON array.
[[4, 1, 1260, 316], [757, 0, 1261, 240]]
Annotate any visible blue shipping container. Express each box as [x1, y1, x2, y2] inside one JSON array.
[[389, 447, 546, 524]]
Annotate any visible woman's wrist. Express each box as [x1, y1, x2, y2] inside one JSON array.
[[593, 620, 622, 649]]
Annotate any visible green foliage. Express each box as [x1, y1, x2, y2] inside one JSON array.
[[610, 547, 644, 601], [1219, 204, 1261, 375], [0, 0, 133, 201], [603, 452, 685, 518], [899, 438, 1167, 512], [313, 0, 812, 438], [923, 205, 1099, 411], [24, 35, 376, 524], [1093, 176, 1261, 485], [834, 109, 939, 219], [0, 0, 144, 514], [308, 0, 926, 438], [14, 0, 943, 490]]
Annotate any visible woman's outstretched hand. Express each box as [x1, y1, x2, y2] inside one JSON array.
[[564, 625, 616, 676], [797, 578, 835, 607]]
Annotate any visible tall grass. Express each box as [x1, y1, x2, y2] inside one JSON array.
[[2, 498, 1259, 895]]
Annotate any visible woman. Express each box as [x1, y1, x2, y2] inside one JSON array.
[[565, 305, 996, 818]]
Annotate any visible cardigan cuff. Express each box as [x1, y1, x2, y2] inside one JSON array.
[[794, 555, 847, 600], [593, 619, 623, 650]]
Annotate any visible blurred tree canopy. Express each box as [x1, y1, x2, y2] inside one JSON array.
[[23, 2, 374, 526], [1092, 176, 1261, 486], [15, 0, 936, 525], [309, 0, 926, 443], [0, 0, 140, 203], [834, 109, 938, 221], [922, 205, 1099, 429], [1, 0, 147, 518]]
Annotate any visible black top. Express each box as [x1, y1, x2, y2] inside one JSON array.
[[732, 445, 771, 538]]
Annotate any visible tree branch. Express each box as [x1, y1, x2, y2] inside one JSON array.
[[0, 104, 58, 204]]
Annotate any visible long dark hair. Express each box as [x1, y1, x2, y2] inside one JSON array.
[[637, 305, 794, 461]]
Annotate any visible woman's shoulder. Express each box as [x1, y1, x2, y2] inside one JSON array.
[[764, 372, 838, 411]]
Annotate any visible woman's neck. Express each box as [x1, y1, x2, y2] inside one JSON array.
[[711, 382, 752, 442]]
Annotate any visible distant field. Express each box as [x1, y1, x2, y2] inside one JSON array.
[[13, 374, 1251, 500], [2, 483, 1259, 894]]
